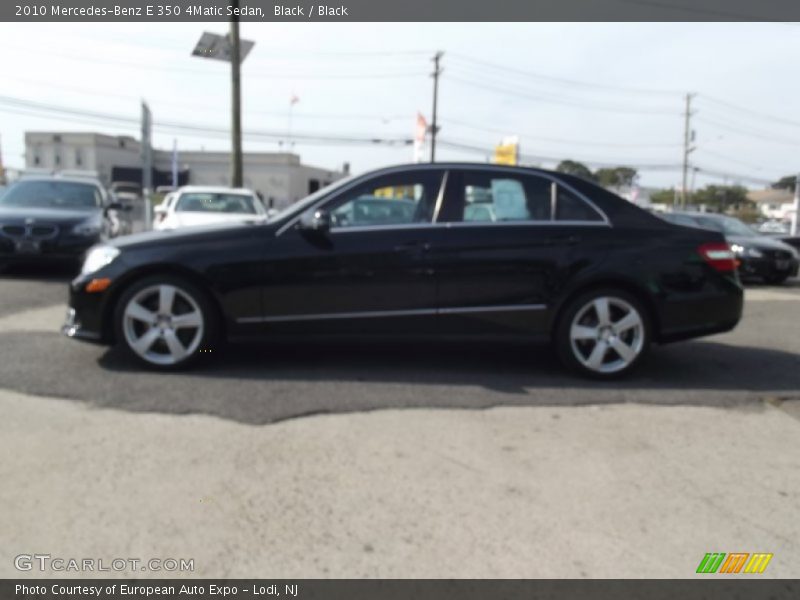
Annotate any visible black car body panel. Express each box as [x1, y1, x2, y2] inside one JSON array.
[[63, 163, 744, 350]]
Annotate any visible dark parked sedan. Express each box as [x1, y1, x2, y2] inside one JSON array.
[[661, 211, 799, 284], [0, 176, 126, 269], [63, 163, 743, 378]]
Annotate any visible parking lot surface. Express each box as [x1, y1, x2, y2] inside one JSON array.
[[0, 266, 799, 577]]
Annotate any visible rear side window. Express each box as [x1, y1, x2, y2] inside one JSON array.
[[452, 171, 604, 223], [459, 172, 551, 223], [555, 187, 604, 222]]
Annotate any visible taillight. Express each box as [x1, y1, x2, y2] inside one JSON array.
[[698, 242, 737, 272]]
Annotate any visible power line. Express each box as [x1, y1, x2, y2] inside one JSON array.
[[448, 52, 681, 96], [695, 116, 800, 147], [441, 117, 681, 149], [0, 96, 413, 147], [447, 76, 681, 116], [698, 95, 800, 130]]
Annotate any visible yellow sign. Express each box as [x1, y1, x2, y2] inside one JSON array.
[[493, 138, 519, 166]]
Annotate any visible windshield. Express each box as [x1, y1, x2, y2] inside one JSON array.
[[0, 180, 103, 210], [267, 176, 354, 222], [175, 192, 261, 215], [693, 215, 758, 238]]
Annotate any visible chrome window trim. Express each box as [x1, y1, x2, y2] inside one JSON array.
[[431, 170, 449, 223], [237, 303, 547, 324], [274, 163, 612, 237], [325, 220, 611, 234]]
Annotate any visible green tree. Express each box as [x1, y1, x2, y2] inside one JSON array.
[[771, 175, 796, 191], [594, 167, 638, 189], [691, 185, 750, 212], [556, 160, 595, 182], [650, 188, 676, 205]]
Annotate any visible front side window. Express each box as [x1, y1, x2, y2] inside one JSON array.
[[326, 171, 444, 229]]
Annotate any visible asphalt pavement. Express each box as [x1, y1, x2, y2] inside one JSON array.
[[0, 265, 798, 578]]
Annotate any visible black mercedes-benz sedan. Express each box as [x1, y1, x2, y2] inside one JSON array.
[[661, 211, 800, 285], [0, 176, 125, 269], [63, 163, 743, 378]]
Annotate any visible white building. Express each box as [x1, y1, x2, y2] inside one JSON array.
[[747, 189, 795, 221], [24, 131, 346, 209]]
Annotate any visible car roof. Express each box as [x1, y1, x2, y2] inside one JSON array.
[[13, 176, 104, 188], [177, 186, 255, 194]]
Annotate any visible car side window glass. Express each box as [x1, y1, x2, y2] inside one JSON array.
[[326, 172, 443, 229], [555, 186, 603, 222], [460, 172, 550, 223]]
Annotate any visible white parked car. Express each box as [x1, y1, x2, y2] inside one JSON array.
[[153, 186, 268, 231]]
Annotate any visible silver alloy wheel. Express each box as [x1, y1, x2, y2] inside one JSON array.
[[569, 296, 645, 374], [122, 284, 204, 366]]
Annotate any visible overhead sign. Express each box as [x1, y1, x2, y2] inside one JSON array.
[[191, 31, 254, 63]]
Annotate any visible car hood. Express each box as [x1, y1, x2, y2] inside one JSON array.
[[109, 220, 274, 250], [727, 234, 797, 254], [0, 205, 100, 225]]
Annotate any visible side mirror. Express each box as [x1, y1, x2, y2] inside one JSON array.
[[105, 201, 123, 213], [299, 208, 331, 234]]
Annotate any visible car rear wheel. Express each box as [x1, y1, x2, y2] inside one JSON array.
[[555, 289, 650, 379], [114, 275, 216, 370]]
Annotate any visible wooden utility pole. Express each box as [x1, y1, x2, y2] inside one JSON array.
[[229, 0, 243, 187], [681, 93, 696, 208], [430, 51, 443, 163]]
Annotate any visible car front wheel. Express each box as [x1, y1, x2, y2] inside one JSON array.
[[114, 275, 216, 370], [555, 289, 650, 379]]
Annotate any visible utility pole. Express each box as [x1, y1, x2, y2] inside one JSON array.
[[681, 93, 696, 208], [792, 173, 800, 236], [229, 0, 243, 187], [430, 51, 443, 163]]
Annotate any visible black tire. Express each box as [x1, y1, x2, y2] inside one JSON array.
[[555, 288, 651, 379], [764, 273, 790, 285], [113, 274, 218, 370]]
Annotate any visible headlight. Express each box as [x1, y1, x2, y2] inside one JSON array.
[[730, 244, 763, 258], [81, 246, 120, 275], [72, 221, 102, 236]]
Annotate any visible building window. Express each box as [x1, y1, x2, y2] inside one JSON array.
[[308, 179, 321, 194], [75, 148, 83, 167], [54, 154, 61, 166]]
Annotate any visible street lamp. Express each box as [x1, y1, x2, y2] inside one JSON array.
[[191, 11, 255, 187]]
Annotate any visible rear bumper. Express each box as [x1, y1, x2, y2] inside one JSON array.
[[657, 282, 744, 344]]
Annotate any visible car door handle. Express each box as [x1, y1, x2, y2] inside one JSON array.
[[548, 235, 581, 245], [393, 242, 431, 253]]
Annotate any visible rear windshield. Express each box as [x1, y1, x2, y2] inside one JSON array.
[[175, 193, 259, 215]]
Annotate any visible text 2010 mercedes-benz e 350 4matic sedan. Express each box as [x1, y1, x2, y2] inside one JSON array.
[[63, 163, 743, 378]]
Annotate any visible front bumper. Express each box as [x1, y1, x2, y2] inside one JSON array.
[[0, 235, 98, 264], [738, 255, 799, 280], [62, 268, 120, 345]]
